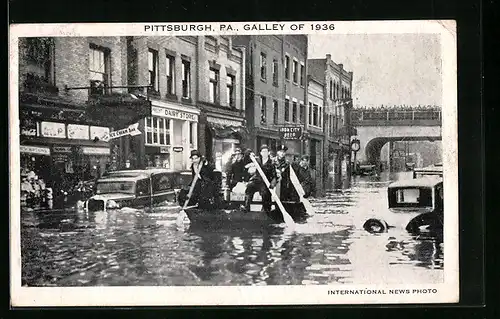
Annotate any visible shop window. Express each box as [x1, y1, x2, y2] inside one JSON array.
[[145, 116, 170, 146], [89, 45, 110, 95], [299, 103, 305, 124], [272, 59, 279, 86], [284, 98, 290, 122], [260, 52, 267, 80], [260, 96, 267, 124], [284, 55, 290, 80], [292, 101, 297, 123], [227, 74, 235, 108], [182, 60, 191, 98], [209, 68, 219, 104], [293, 60, 298, 83], [313, 104, 319, 126], [148, 49, 159, 93], [166, 54, 175, 95], [300, 63, 305, 86], [189, 122, 196, 147], [273, 100, 278, 124]]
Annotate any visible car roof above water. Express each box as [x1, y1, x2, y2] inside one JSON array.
[[388, 176, 443, 189], [99, 168, 179, 181]]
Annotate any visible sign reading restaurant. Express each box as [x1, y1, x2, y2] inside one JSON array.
[[151, 106, 198, 122], [279, 126, 303, 140]]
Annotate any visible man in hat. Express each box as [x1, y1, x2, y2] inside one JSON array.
[[226, 147, 248, 191], [274, 145, 297, 201], [243, 144, 277, 213], [181, 150, 218, 209], [296, 155, 314, 198]]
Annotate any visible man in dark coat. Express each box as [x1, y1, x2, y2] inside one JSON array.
[[226, 148, 248, 190], [275, 145, 299, 202], [296, 155, 314, 198], [182, 150, 219, 209], [243, 144, 277, 213]]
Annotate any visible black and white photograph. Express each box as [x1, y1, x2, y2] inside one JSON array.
[[9, 21, 458, 306]]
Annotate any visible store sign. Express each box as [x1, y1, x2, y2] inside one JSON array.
[[67, 124, 90, 140], [52, 146, 72, 153], [20, 119, 38, 136], [101, 123, 141, 142], [82, 147, 111, 155], [90, 126, 110, 140], [279, 127, 302, 140], [40, 122, 66, 138], [152, 106, 198, 122], [173, 146, 183, 153], [160, 147, 169, 154], [207, 116, 242, 127], [20, 145, 50, 155]]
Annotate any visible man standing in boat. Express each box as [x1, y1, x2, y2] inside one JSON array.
[[225, 148, 248, 191], [185, 150, 218, 209], [275, 145, 298, 201], [296, 155, 314, 198], [243, 144, 277, 214]]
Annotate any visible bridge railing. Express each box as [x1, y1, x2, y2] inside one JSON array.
[[351, 110, 441, 122]]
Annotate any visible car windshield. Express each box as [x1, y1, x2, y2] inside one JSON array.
[[96, 181, 135, 194]]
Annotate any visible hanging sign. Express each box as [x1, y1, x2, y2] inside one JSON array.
[[20, 145, 50, 155], [67, 124, 90, 140], [100, 123, 141, 142], [40, 122, 66, 138], [173, 146, 183, 153], [279, 127, 302, 140]]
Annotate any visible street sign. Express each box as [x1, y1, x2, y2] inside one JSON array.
[[173, 146, 184, 153], [100, 123, 141, 142], [278, 127, 302, 140]]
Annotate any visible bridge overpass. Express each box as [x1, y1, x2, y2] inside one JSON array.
[[350, 108, 442, 166]]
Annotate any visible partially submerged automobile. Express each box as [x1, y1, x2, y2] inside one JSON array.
[[363, 175, 444, 234]]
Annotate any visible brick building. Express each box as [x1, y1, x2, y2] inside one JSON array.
[[308, 54, 354, 189], [232, 35, 308, 158], [18, 36, 150, 191], [307, 76, 325, 195]]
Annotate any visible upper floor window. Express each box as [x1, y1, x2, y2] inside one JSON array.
[[273, 100, 278, 124], [293, 60, 299, 83], [227, 74, 235, 108], [148, 49, 159, 92], [313, 104, 319, 126], [165, 55, 175, 95], [260, 96, 267, 124], [284, 55, 290, 80], [284, 98, 290, 122], [89, 45, 110, 95], [300, 63, 305, 86], [308, 102, 313, 125], [260, 52, 267, 80], [182, 60, 191, 98], [25, 37, 55, 85], [272, 59, 279, 86], [330, 80, 333, 99], [299, 103, 305, 124], [209, 68, 219, 104], [292, 101, 297, 123]]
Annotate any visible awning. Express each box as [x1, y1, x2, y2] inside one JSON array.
[[207, 122, 249, 141], [86, 93, 152, 128]]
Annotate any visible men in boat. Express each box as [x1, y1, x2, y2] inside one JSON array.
[[183, 150, 219, 209], [275, 145, 298, 201], [296, 155, 314, 198], [243, 144, 277, 214], [225, 148, 248, 191]]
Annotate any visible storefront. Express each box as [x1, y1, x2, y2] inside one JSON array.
[[205, 115, 246, 172], [141, 100, 200, 171]]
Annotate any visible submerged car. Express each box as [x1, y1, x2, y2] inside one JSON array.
[[363, 176, 444, 234], [84, 168, 180, 212]]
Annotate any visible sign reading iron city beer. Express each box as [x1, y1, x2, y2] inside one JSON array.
[[100, 123, 141, 142], [40, 121, 65, 138], [151, 106, 198, 122], [279, 127, 302, 140]]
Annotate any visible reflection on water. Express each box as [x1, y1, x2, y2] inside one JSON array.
[[21, 171, 443, 286]]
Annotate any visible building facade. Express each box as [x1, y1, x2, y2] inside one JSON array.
[[232, 35, 308, 159], [18, 36, 150, 190], [308, 54, 354, 189], [306, 76, 325, 195]]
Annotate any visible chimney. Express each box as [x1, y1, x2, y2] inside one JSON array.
[[326, 54, 331, 61]]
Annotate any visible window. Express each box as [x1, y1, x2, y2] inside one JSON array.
[[260, 52, 267, 80], [25, 38, 54, 85], [189, 122, 196, 146], [396, 189, 420, 204], [89, 46, 109, 95], [260, 96, 267, 124], [285, 55, 290, 80], [148, 49, 159, 92], [136, 179, 151, 196], [293, 60, 298, 83], [182, 60, 191, 98], [227, 74, 235, 107], [166, 55, 175, 95], [272, 59, 279, 85], [273, 100, 278, 124], [313, 104, 318, 126], [145, 116, 171, 146], [209, 68, 219, 103], [319, 106, 323, 127], [292, 101, 297, 123], [308, 102, 313, 125], [299, 103, 305, 124], [152, 173, 173, 194], [284, 99, 290, 122], [300, 63, 305, 86], [330, 80, 333, 99]]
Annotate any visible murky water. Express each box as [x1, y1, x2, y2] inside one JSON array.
[[21, 171, 444, 287]]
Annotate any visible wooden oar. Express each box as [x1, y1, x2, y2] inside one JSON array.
[[249, 154, 295, 228], [176, 162, 203, 227], [289, 166, 315, 216]]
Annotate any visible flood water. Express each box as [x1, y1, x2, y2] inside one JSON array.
[[20, 171, 444, 287]]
